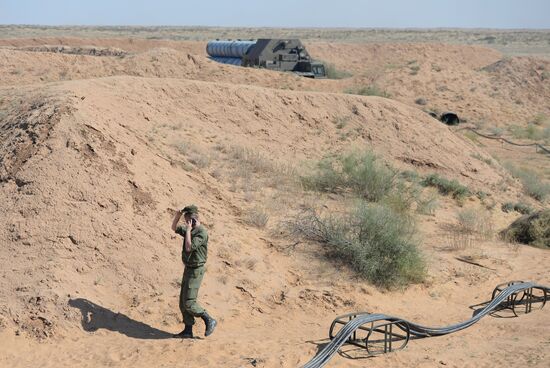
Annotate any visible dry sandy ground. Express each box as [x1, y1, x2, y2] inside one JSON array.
[[0, 38, 549, 368]]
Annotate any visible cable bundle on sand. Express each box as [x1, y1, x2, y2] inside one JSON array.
[[302, 281, 549, 368]]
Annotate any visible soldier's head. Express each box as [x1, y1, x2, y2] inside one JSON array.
[[182, 205, 200, 227]]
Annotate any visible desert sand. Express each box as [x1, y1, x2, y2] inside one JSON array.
[[0, 34, 549, 368]]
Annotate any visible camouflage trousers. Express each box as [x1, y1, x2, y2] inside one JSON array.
[[179, 265, 207, 326]]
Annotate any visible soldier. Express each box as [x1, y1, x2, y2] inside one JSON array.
[[171, 204, 217, 338]]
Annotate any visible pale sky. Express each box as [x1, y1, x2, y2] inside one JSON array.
[[1, 0, 549, 29]]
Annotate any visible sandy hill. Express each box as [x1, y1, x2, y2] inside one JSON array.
[[1, 38, 549, 129], [0, 38, 549, 368]]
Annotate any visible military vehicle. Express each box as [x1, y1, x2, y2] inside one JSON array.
[[206, 39, 326, 78]]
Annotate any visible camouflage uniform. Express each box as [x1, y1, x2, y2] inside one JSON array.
[[175, 223, 209, 327]]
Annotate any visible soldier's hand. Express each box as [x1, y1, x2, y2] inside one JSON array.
[[186, 219, 193, 229]]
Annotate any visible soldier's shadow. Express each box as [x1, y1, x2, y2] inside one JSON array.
[[69, 298, 172, 340]]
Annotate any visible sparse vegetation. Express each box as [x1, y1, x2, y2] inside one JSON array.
[[455, 208, 494, 238], [296, 150, 430, 288], [400, 170, 420, 182], [409, 64, 420, 75], [301, 150, 397, 202], [472, 152, 493, 166], [463, 130, 481, 144], [244, 206, 270, 228], [500, 209, 550, 248], [332, 115, 350, 129], [421, 173, 470, 200], [228, 145, 273, 173], [416, 192, 439, 216], [188, 153, 210, 168], [344, 85, 391, 98], [502, 202, 533, 215], [509, 123, 550, 141], [488, 126, 504, 136], [446, 232, 476, 250], [531, 113, 549, 126], [504, 162, 550, 201], [289, 204, 425, 288]]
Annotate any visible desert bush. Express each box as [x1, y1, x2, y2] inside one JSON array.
[[332, 115, 350, 129], [420, 173, 470, 200], [244, 206, 270, 228], [324, 63, 353, 79], [504, 163, 550, 201], [531, 113, 549, 126], [400, 170, 420, 182], [301, 150, 398, 202], [416, 192, 439, 215], [188, 153, 210, 168], [344, 85, 391, 98], [409, 64, 420, 75], [381, 181, 421, 214], [455, 208, 493, 237], [500, 210, 550, 248], [501, 202, 533, 215], [229, 146, 272, 173], [289, 204, 425, 288]]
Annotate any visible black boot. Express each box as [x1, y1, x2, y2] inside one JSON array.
[[173, 325, 193, 338], [200, 312, 217, 337]]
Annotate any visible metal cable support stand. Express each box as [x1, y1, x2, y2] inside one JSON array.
[[302, 281, 549, 368]]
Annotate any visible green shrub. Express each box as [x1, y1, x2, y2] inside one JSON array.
[[420, 174, 470, 200], [400, 170, 420, 182], [301, 151, 398, 202], [502, 202, 533, 215], [504, 163, 550, 201], [290, 203, 425, 288], [500, 210, 550, 248], [344, 85, 391, 98], [416, 193, 439, 216], [381, 181, 420, 214]]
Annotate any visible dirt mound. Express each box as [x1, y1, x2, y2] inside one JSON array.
[[16, 45, 128, 57], [481, 57, 550, 115], [0, 75, 515, 337], [0, 37, 205, 54], [0, 46, 310, 90]]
